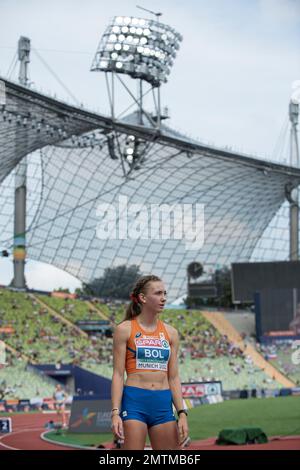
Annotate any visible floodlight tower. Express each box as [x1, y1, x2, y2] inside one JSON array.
[[91, 9, 182, 175], [287, 81, 300, 261]]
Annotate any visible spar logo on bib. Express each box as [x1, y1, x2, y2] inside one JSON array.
[[135, 337, 170, 371]]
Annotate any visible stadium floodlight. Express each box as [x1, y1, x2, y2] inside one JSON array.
[[123, 135, 137, 165], [91, 15, 182, 87]]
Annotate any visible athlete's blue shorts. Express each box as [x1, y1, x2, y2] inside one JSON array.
[[121, 385, 176, 427]]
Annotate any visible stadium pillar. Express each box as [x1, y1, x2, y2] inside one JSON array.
[[11, 37, 30, 289], [12, 162, 27, 289], [289, 100, 299, 261], [290, 202, 299, 261]]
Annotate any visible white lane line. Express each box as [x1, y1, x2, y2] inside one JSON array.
[[0, 427, 44, 451]]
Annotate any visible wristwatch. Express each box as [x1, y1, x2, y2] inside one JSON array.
[[177, 409, 188, 417]]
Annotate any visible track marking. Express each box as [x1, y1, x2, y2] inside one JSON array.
[[0, 427, 44, 451]]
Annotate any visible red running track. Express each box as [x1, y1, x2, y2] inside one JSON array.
[[1, 413, 299, 450], [0, 413, 73, 450]]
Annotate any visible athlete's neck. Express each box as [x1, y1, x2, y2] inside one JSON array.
[[136, 311, 159, 329]]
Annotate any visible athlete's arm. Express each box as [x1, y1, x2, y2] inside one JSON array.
[[111, 322, 128, 409], [167, 326, 189, 445], [111, 322, 128, 439], [167, 326, 184, 410]]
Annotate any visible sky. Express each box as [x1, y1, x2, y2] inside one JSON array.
[[0, 0, 299, 292]]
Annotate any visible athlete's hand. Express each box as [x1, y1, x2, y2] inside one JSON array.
[[178, 414, 189, 446], [111, 415, 124, 440]]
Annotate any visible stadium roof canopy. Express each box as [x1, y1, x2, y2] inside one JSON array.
[[1, 77, 300, 300]]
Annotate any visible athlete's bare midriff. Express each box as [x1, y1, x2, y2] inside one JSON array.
[[125, 371, 170, 390]]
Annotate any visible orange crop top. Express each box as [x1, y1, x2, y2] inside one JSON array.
[[125, 317, 171, 375]]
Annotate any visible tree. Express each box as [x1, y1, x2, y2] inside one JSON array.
[[82, 264, 142, 300], [55, 287, 70, 293], [214, 267, 232, 307]]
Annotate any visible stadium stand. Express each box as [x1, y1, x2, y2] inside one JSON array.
[[1, 287, 297, 399], [0, 288, 111, 365], [0, 351, 56, 400], [37, 295, 105, 324], [260, 341, 300, 386], [201, 311, 296, 388]]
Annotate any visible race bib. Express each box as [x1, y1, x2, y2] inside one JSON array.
[[135, 337, 170, 371]]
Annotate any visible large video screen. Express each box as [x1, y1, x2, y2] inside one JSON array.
[[255, 288, 300, 334], [231, 261, 300, 303]]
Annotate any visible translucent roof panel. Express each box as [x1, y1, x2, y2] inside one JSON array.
[[1, 77, 300, 301]]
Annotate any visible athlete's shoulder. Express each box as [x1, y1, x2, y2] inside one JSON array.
[[114, 320, 131, 340], [116, 319, 132, 327], [161, 321, 178, 341]]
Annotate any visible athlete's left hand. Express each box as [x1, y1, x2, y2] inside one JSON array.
[[178, 414, 189, 446]]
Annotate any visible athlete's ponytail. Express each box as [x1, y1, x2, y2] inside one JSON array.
[[123, 274, 161, 321]]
